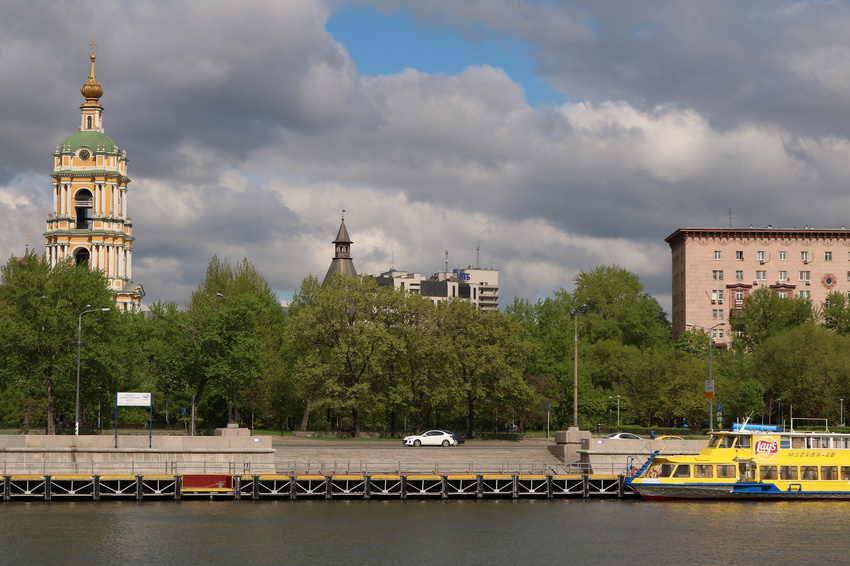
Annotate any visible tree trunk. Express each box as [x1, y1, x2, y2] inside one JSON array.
[[467, 390, 476, 439], [351, 406, 360, 438], [46, 376, 55, 435]]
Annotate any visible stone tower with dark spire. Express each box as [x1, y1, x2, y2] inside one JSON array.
[[323, 212, 358, 284]]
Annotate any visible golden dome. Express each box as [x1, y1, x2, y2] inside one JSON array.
[[80, 42, 104, 103]]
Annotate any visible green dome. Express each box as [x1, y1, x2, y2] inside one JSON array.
[[61, 130, 118, 153]]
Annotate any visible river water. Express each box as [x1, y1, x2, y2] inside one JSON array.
[[1, 499, 846, 565]]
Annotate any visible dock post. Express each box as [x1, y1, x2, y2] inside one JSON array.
[[44, 475, 51, 501], [290, 475, 296, 500], [325, 475, 332, 500], [617, 475, 625, 498], [364, 474, 371, 500], [512, 475, 518, 499], [136, 475, 143, 501], [441, 475, 448, 499], [175, 475, 182, 500], [401, 474, 407, 500], [546, 475, 553, 499], [476, 475, 483, 499], [94, 475, 101, 501], [252, 475, 259, 500], [3, 475, 9, 502], [582, 474, 589, 499], [234, 475, 241, 501]]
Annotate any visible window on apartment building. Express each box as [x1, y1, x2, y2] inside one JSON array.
[[736, 251, 744, 261], [711, 290, 724, 303], [757, 251, 765, 262], [826, 251, 833, 261], [756, 270, 767, 280], [735, 290, 744, 304], [778, 290, 788, 299], [847, 271, 850, 281], [714, 251, 722, 260], [712, 309, 724, 320], [847, 291, 850, 300], [779, 270, 787, 281], [801, 251, 809, 263], [712, 270, 724, 280], [712, 328, 725, 341], [779, 251, 787, 260], [800, 271, 811, 281], [735, 270, 744, 281], [799, 290, 811, 299]]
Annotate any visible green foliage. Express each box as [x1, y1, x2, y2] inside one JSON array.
[[730, 287, 814, 350], [0, 254, 116, 432]]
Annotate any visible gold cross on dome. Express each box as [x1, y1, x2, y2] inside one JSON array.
[[89, 41, 97, 57]]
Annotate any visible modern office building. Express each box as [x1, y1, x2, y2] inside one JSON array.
[[666, 227, 850, 344], [44, 44, 144, 311], [378, 266, 500, 311]]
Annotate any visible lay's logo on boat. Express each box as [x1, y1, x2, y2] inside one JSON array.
[[754, 437, 779, 459]]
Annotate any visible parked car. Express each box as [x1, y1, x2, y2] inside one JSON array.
[[403, 430, 458, 447], [605, 432, 642, 440], [444, 431, 465, 444]]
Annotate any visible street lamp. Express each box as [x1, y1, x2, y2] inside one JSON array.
[[609, 395, 621, 430], [687, 321, 726, 431], [572, 305, 586, 429], [76, 305, 110, 435]]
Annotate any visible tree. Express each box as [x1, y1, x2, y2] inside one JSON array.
[[286, 275, 404, 437], [180, 256, 284, 432], [730, 287, 814, 350], [0, 254, 115, 433]]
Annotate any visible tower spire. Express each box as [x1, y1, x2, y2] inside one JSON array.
[[80, 41, 104, 105]]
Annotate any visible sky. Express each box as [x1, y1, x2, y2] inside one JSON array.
[[4, 0, 850, 314]]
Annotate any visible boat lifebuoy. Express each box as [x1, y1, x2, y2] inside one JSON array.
[[647, 470, 659, 478]]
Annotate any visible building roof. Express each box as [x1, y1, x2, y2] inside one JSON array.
[[59, 130, 118, 153], [666, 227, 850, 246]]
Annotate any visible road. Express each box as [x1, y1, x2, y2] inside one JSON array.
[[268, 435, 563, 475]]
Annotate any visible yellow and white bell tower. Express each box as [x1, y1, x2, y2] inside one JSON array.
[[44, 43, 144, 311]]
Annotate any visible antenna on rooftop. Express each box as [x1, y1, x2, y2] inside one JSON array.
[[445, 250, 449, 273], [476, 244, 480, 268]]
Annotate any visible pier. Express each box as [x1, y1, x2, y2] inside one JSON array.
[[1, 472, 635, 501]]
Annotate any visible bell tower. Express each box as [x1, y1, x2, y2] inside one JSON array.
[[44, 43, 144, 311]]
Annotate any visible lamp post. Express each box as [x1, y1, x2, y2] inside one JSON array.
[[841, 399, 844, 428], [572, 305, 586, 429], [76, 306, 110, 435], [687, 321, 726, 431], [609, 395, 621, 430]]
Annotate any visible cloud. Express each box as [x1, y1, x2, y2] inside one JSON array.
[[3, 0, 850, 317]]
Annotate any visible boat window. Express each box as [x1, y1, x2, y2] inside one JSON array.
[[779, 466, 798, 480], [717, 465, 736, 478], [792, 437, 805, 449], [821, 466, 838, 480], [673, 465, 690, 478], [801, 466, 818, 480], [780, 437, 790, 449], [759, 466, 778, 480], [709, 436, 721, 448], [658, 464, 676, 478], [693, 465, 713, 478], [836, 438, 849, 449], [841, 467, 850, 480], [721, 436, 735, 448], [807, 437, 828, 449], [736, 436, 751, 449]]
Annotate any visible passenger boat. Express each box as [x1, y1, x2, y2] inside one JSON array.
[[626, 419, 850, 501]]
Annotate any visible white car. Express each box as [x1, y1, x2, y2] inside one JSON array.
[[403, 430, 458, 447], [605, 432, 642, 440]]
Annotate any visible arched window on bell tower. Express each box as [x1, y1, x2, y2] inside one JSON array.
[[74, 248, 90, 266], [87, 115, 92, 130], [75, 188, 93, 229]]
